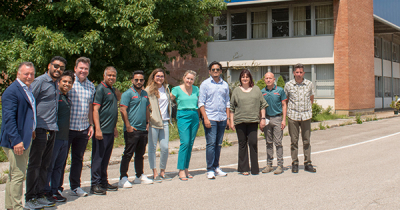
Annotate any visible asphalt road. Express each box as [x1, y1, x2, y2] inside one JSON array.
[[1, 117, 399, 209]]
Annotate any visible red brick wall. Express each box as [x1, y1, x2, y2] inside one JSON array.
[[164, 43, 209, 86], [334, 0, 375, 113]]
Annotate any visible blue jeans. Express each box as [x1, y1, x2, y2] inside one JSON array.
[[148, 121, 169, 170], [44, 139, 69, 195], [204, 120, 227, 172]]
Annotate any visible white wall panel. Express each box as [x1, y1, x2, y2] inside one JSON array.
[[383, 60, 392, 77], [374, 58, 382, 76]]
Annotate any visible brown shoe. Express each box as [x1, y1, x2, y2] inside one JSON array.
[[274, 166, 283, 174], [262, 165, 274, 173]]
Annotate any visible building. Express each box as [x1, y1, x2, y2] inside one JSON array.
[[165, 0, 400, 115]]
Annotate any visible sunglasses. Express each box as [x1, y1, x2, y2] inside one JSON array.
[[52, 63, 65, 71], [211, 68, 220, 72], [134, 79, 145, 83]]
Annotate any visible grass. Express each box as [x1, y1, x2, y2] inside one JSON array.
[[313, 112, 347, 122], [356, 114, 363, 124], [319, 123, 326, 130]]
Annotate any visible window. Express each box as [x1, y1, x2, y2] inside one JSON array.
[[303, 65, 311, 81], [252, 11, 268, 39], [383, 40, 391, 61], [231, 12, 247, 40], [272, 8, 289, 37], [384, 77, 391, 97], [315, 64, 334, 97], [272, 66, 290, 82], [374, 37, 381, 58], [394, 78, 400, 97], [375, 76, 382, 97], [393, 44, 399, 63], [212, 14, 227, 40], [315, 5, 334, 35], [293, 6, 311, 36]]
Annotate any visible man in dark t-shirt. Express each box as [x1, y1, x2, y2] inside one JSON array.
[[44, 71, 74, 202]]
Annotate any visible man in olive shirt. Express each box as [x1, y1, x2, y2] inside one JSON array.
[[44, 70, 74, 202], [261, 72, 287, 175], [284, 63, 316, 173], [91, 67, 119, 195]]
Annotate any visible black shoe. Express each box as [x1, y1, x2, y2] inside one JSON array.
[[90, 185, 106, 195], [52, 192, 67, 202], [304, 164, 317, 173], [101, 183, 118, 191], [44, 193, 56, 203], [292, 164, 299, 173]]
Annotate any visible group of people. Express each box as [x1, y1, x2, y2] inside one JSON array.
[[0, 57, 316, 210]]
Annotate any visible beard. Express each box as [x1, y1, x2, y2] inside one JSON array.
[[133, 83, 143, 90], [49, 68, 61, 79]]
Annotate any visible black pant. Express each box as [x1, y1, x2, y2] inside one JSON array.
[[91, 133, 114, 186], [65, 128, 90, 190], [235, 123, 259, 175], [120, 130, 148, 179], [25, 128, 56, 201]]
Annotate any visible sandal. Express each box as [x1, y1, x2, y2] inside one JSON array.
[[186, 174, 193, 179], [240, 172, 250, 176], [179, 176, 188, 181]]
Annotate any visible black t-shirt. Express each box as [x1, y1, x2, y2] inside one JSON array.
[[57, 93, 71, 140]]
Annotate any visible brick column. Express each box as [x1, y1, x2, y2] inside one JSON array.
[[333, 0, 375, 115]]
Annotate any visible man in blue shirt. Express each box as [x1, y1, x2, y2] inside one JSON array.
[[261, 72, 287, 175], [199, 61, 230, 179], [26, 56, 67, 208]]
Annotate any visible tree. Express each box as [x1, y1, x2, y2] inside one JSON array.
[[277, 75, 285, 89], [0, 0, 227, 93]]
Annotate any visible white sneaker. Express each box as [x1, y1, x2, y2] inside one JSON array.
[[118, 176, 133, 188], [71, 187, 88, 197], [207, 171, 216, 179], [25, 198, 44, 210], [215, 167, 227, 177], [134, 174, 154, 184]]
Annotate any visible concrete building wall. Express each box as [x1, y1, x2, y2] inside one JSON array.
[[334, 0, 375, 115]]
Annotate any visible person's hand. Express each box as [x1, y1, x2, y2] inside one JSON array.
[[114, 127, 118, 138], [281, 120, 286, 130], [13, 142, 25, 156], [260, 119, 266, 130], [127, 125, 136, 133], [95, 129, 103, 140], [32, 131, 36, 140], [146, 123, 149, 131], [226, 120, 230, 130], [88, 126, 94, 139], [230, 123, 236, 131], [204, 118, 211, 129]]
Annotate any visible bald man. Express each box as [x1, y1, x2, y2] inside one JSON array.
[[260, 72, 287, 174]]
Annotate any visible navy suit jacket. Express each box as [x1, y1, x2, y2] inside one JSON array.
[[0, 80, 35, 150]]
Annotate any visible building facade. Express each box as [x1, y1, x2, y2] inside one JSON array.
[[165, 0, 400, 115]]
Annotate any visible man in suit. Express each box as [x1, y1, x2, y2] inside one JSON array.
[[0, 62, 38, 210]]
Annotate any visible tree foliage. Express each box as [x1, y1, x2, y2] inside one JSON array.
[[0, 0, 226, 93], [277, 75, 285, 89]]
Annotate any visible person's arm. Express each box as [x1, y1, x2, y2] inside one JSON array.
[[146, 106, 150, 131], [199, 106, 210, 128], [93, 104, 102, 140], [225, 108, 230, 130], [229, 112, 235, 131], [260, 109, 266, 130], [2, 89, 24, 155], [225, 85, 231, 129], [281, 100, 287, 130], [88, 103, 94, 139], [198, 83, 211, 128], [120, 106, 135, 132], [229, 89, 236, 131], [310, 95, 314, 105]]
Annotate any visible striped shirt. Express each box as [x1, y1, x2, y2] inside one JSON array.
[[69, 75, 95, 131], [17, 79, 36, 130], [284, 79, 314, 121]]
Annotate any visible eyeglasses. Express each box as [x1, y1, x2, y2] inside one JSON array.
[[134, 79, 145, 83], [52, 63, 65, 71], [155, 75, 164, 78], [211, 68, 220, 72]]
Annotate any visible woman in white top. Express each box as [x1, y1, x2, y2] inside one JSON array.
[[145, 69, 173, 182]]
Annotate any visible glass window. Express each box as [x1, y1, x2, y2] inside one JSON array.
[[272, 8, 289, 37], [393, 44, 399, 63], [375, 76, 382, 97], [293, 6, 311, 36], [231, 12, 247, 40], [212, 14, 227, 40], [315, 5, 334, 35], [383, 40, 391, 61], [272, 66, 290, 83], [384, 77, 391, 97], [303, 65, 312, 81], [315, 64, 334, 97], [374, 37, 381, 58], [251, 11, 268, 39], [393, 78, 400, 97]]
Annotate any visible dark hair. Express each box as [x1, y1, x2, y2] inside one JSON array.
[[239, 69, 254, 87], [132, 70, 144, 78], [75, 57, 91, 67], [50, 56, 67, 66], [208, 61, 222, 70], [294, 63, 304, 71], [60, 70, 75, 83]]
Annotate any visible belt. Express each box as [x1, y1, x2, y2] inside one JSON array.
[[268, 114, 282, 117]]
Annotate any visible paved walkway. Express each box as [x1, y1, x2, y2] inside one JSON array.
[[0, 110, 397, 177]]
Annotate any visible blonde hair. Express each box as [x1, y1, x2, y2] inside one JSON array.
[[183, 70, 197, 80], [146, 68, 168, 98]]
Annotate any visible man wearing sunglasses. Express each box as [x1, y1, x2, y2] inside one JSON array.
[[118, 70, 153, 187], [25, 56, 66, 208], [199, 61, 230, 179]]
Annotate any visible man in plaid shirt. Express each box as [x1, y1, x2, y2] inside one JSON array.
[[59, 57, 96, 197], [284, 63, 316, 173]]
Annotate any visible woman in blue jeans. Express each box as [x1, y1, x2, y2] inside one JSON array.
[[170, 70, 200, 181], [145, 69, 173, 182]]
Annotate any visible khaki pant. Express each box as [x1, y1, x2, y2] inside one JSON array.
[[263, 115, 283, 166], [288, 118, 312, 165], [4, 146, 31, 210]]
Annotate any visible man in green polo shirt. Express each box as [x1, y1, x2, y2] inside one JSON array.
[[118, 70, 153, 188], [91, 67, 119, 195], [261, 72, 287, 175]]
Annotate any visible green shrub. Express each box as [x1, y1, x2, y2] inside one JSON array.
[[312, 102, 323, 122], [256, 78, 266, 90], [277, 76, 285, 89]]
